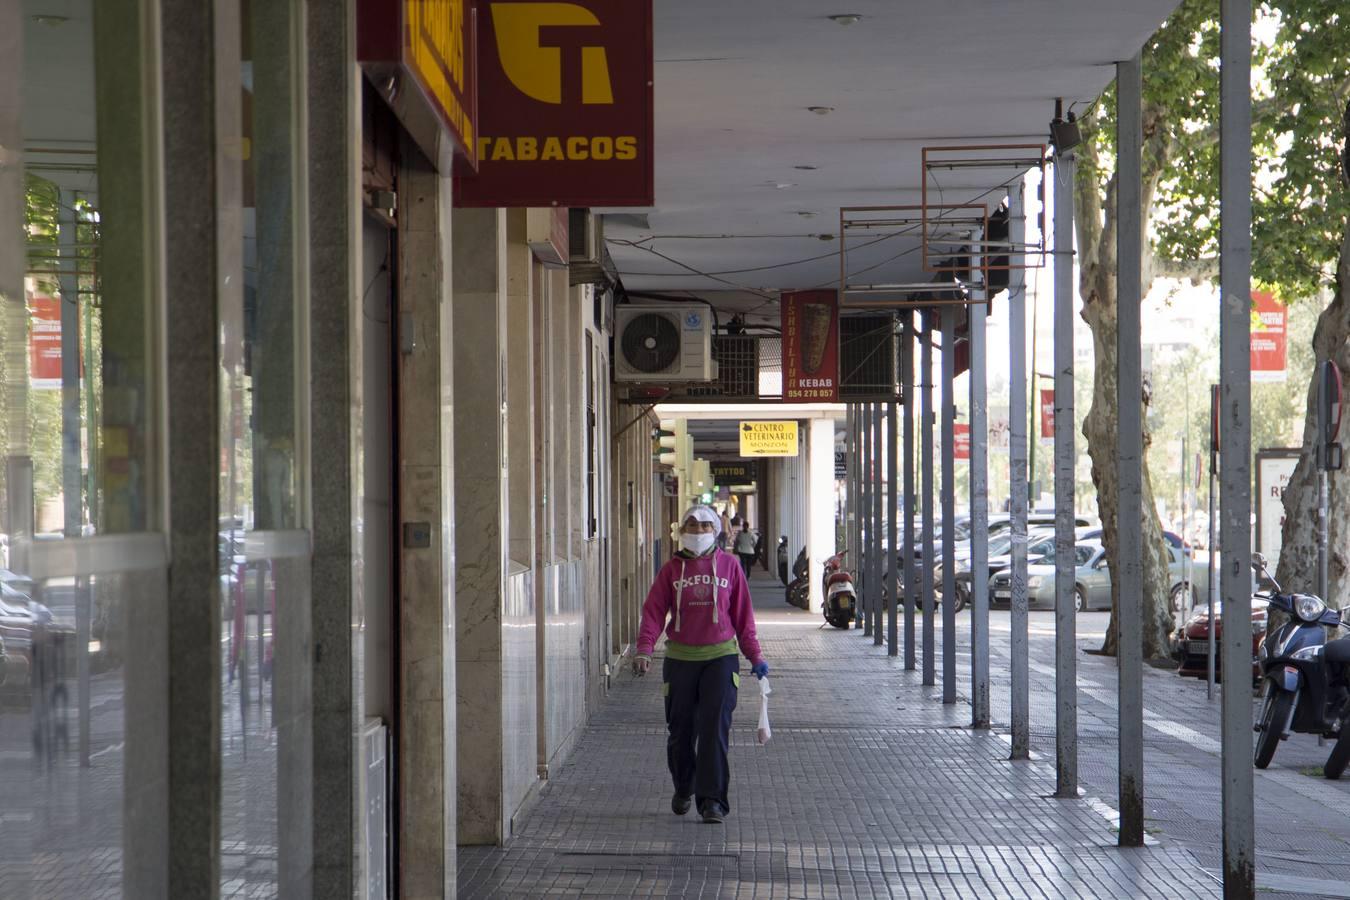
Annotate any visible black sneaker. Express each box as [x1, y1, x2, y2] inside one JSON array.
[[671, 794, 692, 816], [699, 802, 726, 824]]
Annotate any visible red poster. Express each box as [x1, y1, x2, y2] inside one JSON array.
[[954, 423, 970, 460], [29, 293, 63, 390], [781, 290, 840, 402], [454, 0, 653, 206], [1250, 290, 1287, 383], [1040, 388, 1055, 441]]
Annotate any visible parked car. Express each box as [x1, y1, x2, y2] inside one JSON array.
[[942, 528, 1055, 605], [990, 541, 1103, 609], [1174, 596, 1268, 683], [0, 571, 63, 688]]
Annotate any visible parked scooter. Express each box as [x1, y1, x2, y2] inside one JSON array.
[[821, 550, 857, 629], [777, 536, 789, 585], [1251, 553, 1350, 772], [785, 547, 809, 610]]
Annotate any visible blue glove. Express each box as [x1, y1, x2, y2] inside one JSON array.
[[751, 661, 769, 680]]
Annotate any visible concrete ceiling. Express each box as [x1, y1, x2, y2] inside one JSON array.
[[22, 0, 98, 195], [606, 0, 1182, 304]]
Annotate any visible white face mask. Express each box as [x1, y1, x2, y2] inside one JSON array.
[[681, 532, 716, 555]]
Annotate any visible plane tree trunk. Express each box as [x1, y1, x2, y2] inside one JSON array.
[[1075, 104, 1180, 659], [1275, 222, 1350, 610]]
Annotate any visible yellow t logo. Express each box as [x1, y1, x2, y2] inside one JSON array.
[[492, 2, 614, 105]]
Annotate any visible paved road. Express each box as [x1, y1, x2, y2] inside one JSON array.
[[459, 573, 1350, 897]]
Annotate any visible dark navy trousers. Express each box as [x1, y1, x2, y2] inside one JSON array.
[[663, 654, 740, 812]]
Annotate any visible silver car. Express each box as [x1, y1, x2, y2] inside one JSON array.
[[990, 541, 1208, 611]]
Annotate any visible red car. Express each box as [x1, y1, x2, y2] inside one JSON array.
[[1174, 597, 1268, 683]]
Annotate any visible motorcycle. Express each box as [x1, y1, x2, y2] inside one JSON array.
[[785, 547, 809, 610], [821, 550, 857, 629], [1251, 553, 1350, 773]]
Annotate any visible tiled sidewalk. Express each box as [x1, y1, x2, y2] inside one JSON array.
[[458, 575, 1224, 898]]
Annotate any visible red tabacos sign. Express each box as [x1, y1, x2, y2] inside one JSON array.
[[781, 290, 840, 403], [454, 0, 654, 207], [1040, 388, 1055, 442], [358, 0, 479, 167]]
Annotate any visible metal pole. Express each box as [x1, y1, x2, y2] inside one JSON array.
[[862, 402, 874, 637], [921, 314, 937, 685], [1028, 291, 1039, 506], [847, 402, 858, 620], [845, 403, 854, 577], [59, 191, 91, 769], [903, 314, 918, 669], [1116, 57, 1146, 848], [970, 293, 990, 727], [1052, 145, 1079, 797], [888, 396, 900, 657], [1319, 469, 1329, 602], [1008, 185, 1030, 759], [873, 401, 885, 645], [941, 305, 957, 703], [1220, 0, 1255, 892], [1209, 383, 1219, 699]]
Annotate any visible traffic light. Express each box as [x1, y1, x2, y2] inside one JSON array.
[[690, 458, 712, 496], [656, 418, 692, 473]]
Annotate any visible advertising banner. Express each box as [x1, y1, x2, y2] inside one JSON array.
[[1255, 449, 1300, 570], [953, 423, 970, 460], [1039, 388, 1055, 444], [988, 405, 1010, 453], [357, 0, 479, 166], [29, 293, 63, 390], [781, 289, 840, 402], [711, 462, 754, 483], [1251, 290, 1287, 383], [739, 421, 799, 457], [454, 0, 654, 206]]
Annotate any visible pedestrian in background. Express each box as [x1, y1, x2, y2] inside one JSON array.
[[633, 505, 768, 824], [734, 523, 757, 577]]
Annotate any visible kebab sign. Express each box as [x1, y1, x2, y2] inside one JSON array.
[[781, 289, 840, 402]]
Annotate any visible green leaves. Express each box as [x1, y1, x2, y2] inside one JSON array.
[[1084, 0, 1350, 301]]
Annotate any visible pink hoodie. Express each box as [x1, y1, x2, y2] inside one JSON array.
[[635, 549, 764, 666]]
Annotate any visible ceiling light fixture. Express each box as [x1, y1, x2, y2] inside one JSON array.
[[770, 182, 796, 190], [32, 14, 70, 26], [807, 106, 834, 116], [793, 164, 818, 171], [828, 14, 862, 25], [797, 211, 817, 219]]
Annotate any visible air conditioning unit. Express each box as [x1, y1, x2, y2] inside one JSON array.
[[569, 208, 607, 285], [614, 304, 716, 382]]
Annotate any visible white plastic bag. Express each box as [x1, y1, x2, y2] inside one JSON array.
[[756, 677, 772, 744]]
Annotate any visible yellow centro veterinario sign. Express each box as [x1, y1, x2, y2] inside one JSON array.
[[739, 421, 799, 457]]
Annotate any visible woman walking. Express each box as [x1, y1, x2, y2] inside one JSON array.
[[633, 505, 768, 823], [733, 523, 758, 577]]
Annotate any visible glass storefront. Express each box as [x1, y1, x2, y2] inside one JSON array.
[[3, 0, 167, 894], [219, 0, 314, 896], [3, 1, 314, 896]]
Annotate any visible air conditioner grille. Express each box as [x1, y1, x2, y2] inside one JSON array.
[[620, 313, 680, 373]]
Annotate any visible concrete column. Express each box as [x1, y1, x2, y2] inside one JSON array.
[[307, 0, 362, 893], [452, 207, 515, 844], [808, 418, 835, 612], [396, 142, 458, 896]]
